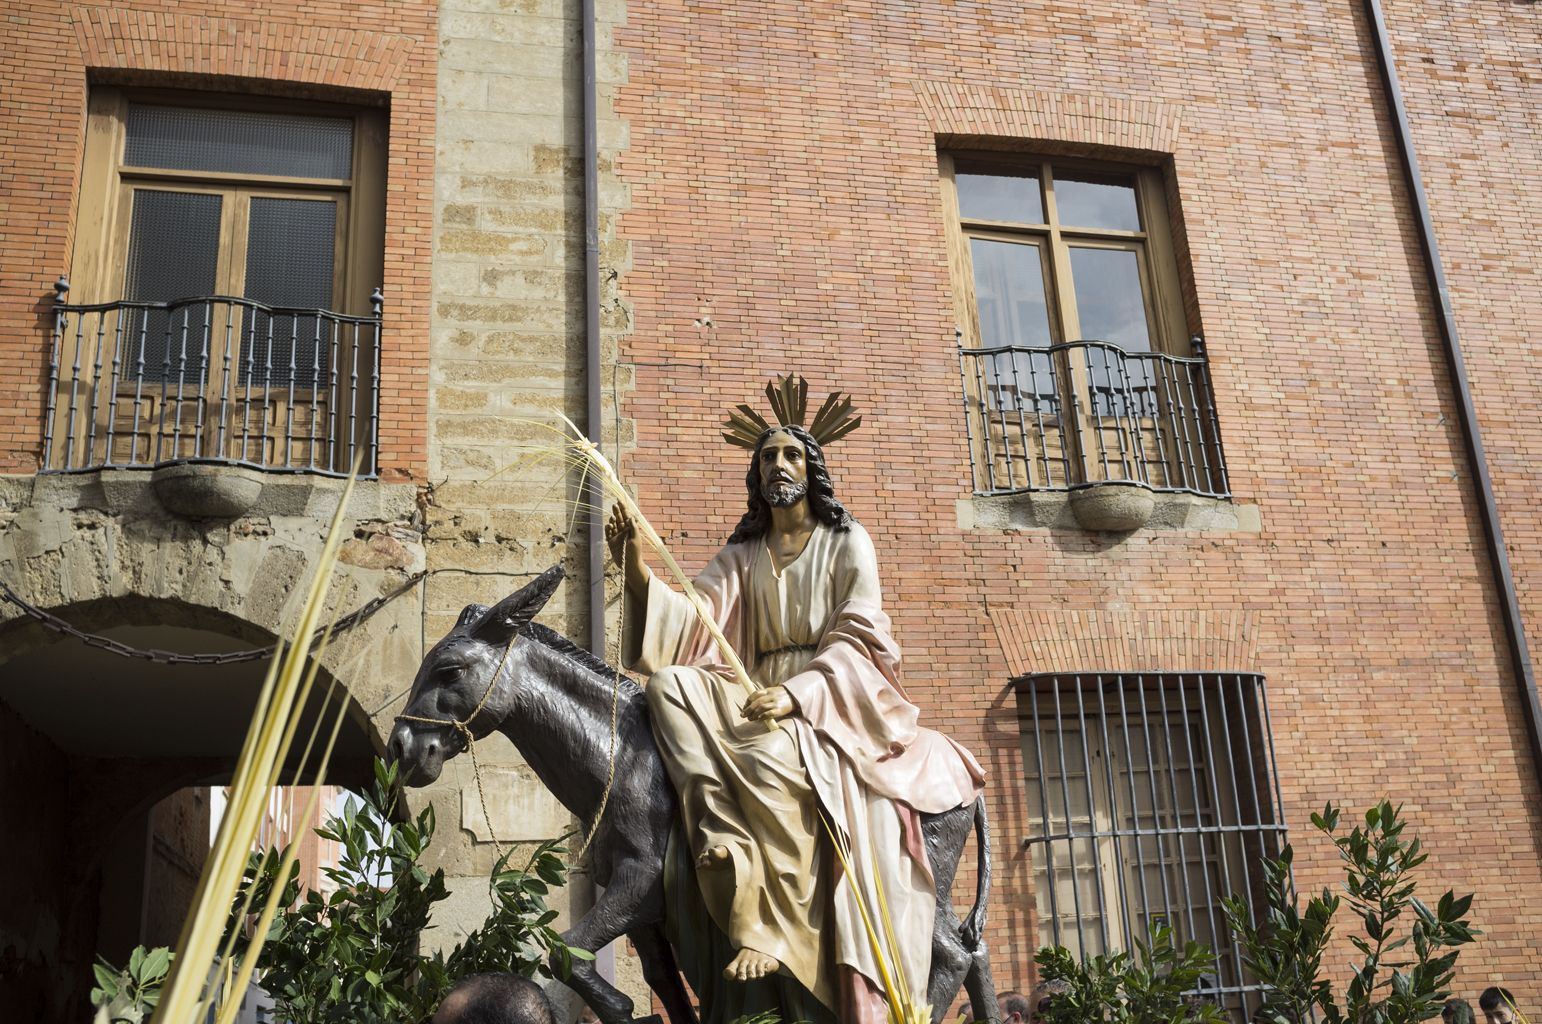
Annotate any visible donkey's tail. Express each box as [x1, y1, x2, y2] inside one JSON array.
[[960, 794, 991, 950]]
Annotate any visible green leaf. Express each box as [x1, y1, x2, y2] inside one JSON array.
[[92, 963, 120, 993], [141, 948, 171, 982]]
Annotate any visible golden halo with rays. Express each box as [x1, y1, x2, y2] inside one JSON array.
[[721, 373, 863, 450]]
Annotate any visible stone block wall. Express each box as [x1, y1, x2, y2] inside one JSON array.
[[418, 0, 642, 1005], [426, 0, 631, 649]]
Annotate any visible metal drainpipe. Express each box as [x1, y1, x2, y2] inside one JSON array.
[[581, 0, 617, 987], [1364, 0, 1542, 784], [583, 0, 604, 659]]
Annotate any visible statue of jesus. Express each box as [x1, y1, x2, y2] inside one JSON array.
[[606, 377, 985, 1024]]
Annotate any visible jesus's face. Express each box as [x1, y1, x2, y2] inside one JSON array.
[[758, 429, 808, 508]]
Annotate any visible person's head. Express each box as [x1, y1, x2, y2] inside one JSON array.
[[431, 974, 555, 1024], [727, 424, 853, 543], [758, 427, 810, 508], [1480, 988, 1520, 1024], [997, 990, 1034, 1024], [1027, 979, 1072, 1022], [1444, 999, 1477, 1024]]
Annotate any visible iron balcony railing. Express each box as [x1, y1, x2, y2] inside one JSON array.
[[959, 337, 1230, 499], [42, 279, 382, 477]]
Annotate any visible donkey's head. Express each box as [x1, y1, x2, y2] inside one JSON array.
[[388, 565, 564, 786]]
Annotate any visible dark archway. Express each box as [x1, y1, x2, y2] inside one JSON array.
[[0, 597, 379, 1021]]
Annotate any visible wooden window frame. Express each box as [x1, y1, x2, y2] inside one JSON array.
[[71, 86, 386, 316], [55, 87, 387, 471], [940, 152, 1189, 356], [943, 152, 1221, 495]]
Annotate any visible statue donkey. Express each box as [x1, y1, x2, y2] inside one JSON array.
[[388, 566, 1000, 1024]]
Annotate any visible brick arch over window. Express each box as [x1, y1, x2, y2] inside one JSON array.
[[70, 7, 418, 92], [912, 82, 1184, 155], [989, 607, 1258, 675]]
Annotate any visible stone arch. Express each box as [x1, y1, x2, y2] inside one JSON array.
[[0, 475, 427, 1019], [0, 475, 427, 750], [0, 594, 386, 781]]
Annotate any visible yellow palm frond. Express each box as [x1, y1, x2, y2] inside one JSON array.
[[152, 464, 360, 1023], [819, 813, 931, 1024]]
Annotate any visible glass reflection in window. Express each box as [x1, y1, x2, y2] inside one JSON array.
[[1054, 170, 1141, 232], [956, 164, 1044, 225]]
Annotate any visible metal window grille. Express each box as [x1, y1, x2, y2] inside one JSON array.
[[959, 339, 1230, 498], [1015, 672, 1286, 1020], [42, 282, 382, 477]]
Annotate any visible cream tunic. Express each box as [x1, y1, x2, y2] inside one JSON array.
[[624, 522, 985, 1022]]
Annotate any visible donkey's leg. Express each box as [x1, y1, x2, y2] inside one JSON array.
[[963, 945, 1002, 1024], [924, 804, 977, 1023], [928, 905, 973, 1023], [554, 860, 664, 1024], [629, 923, 696, 1024]]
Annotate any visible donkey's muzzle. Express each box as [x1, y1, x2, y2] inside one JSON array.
[[388, 720, 445, 787]]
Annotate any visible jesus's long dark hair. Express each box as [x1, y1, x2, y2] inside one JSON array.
[[726, 424, 854, 544]]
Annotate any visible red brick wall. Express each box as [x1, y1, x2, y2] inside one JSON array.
[[0, 2, 435, 480], [616, 0, 1542, 999]]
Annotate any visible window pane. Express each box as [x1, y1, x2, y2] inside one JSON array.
[[125, 105, 354, 180], [956, 163, 1043, 224], [123, 189, 223, 383], [242, 198, 338, 387], [124, 191, 223, 302], [1054, 170, 1140, 231], [1070, 247, 1155, 414], [970, 238, 1053, 348], [245, 198, 337, 310], [1068, 247, 1150, 350], [971, 239, 1058, 417]]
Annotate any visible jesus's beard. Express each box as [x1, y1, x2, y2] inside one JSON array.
[[763, 480, 808, 508]]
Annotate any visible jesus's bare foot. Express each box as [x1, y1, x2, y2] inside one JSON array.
[[696, 844, 730, 869], [724, 947, 780, 981]]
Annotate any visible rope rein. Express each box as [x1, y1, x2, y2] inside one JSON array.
[[394, 630, 523, 861], [585, 659, 622, 864], [394, 627, 623, 865]]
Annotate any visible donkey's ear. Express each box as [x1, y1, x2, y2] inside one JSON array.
[[456, 603, 490, 630], [470, 565, 566, 646]]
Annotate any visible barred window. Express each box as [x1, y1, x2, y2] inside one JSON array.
[[1016, 672, 1286, 1019]]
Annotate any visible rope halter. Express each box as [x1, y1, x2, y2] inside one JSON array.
[[391, 628, 622, 864], [393, 631, 522, 859]]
